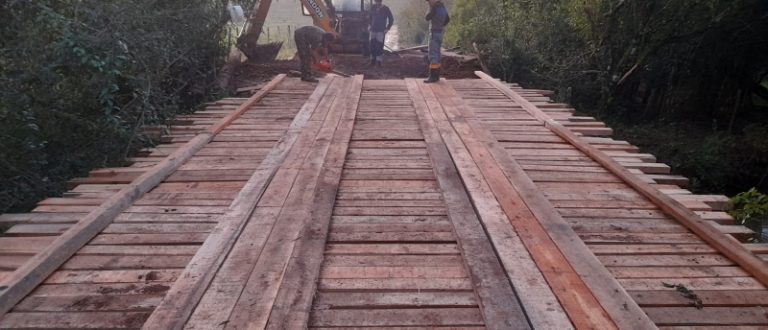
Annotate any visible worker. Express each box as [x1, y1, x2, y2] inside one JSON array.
[[368, 0, 394, 67], [294, 25, 335, 82], [424, 0, 449, 83]]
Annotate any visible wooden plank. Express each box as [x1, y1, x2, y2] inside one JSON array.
[[335, 192, 443, 201], [219, 77, 352, 330], [320, 265, 467, 278], [568, 218, 688, 233], [90, 233, 208, 245], [0, 256, 30, 271], [589, 244, 719, 255], [45, 269, 181, 284], [598, 255, 735, 267], [411, 80, 536, 329], [332, 206, 447, 216], [14, 294, 162, 312], [62, 255, 192, 270], [0, 312, 151, 329], [0, 213, 87, 224], [328, 231, 455, 242], [619, 277, 765, 291], [449, 78, 656, 329], [644, 306, 768, 325], [77, 245, 199, 256], [331, 215, 448, 225], [143, 77, 337, 330], [101, 223, 215, 234], [265, 75, 362, 329], [609, 266, 749, 278], [28, 283, 172, 297], [579, 232, 701, 244], [322, 255, 462, 267], [0, 237, 56, 254], [630, 290, 768, 307], [309, 308, 484, 327], [325, 243, 460, 255], [329, 223, 453, 232], [313, 291, 477, 308]]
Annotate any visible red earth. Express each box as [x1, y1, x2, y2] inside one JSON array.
[[231, 51, 482, 92]]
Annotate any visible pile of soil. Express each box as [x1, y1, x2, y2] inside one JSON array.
[[231, 50, 482, 90]]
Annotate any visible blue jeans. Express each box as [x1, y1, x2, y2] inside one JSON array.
[[428, 32, 443, 67], [369, 31, 385, 61]]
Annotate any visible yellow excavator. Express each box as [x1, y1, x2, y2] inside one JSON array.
[[238, 0, 371, 61]]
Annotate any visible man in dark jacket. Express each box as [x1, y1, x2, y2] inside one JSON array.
[[424, 0, 449, 83], [294, 25, 335, 82], [368, 0, 394, 67]]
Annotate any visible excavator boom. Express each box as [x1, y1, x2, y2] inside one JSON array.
[[237, 0, 281, 61]]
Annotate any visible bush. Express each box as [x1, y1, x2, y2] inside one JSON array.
[[730, 188, 768, 239], [0, 0, 244, 213], [441, 0, 768, 194], [395, 1, 430, 47]]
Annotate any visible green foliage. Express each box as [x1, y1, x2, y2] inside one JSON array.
[[395, 1, 430, 47], [0, 0, 243, 213], [440, 0, 768, 193], [730, 188, 768, 227]]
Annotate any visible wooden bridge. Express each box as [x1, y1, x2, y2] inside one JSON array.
[[1, 73, 768, 329]]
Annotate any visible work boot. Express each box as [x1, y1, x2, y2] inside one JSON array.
[[369, 58, 376, 67], [301, 75, 318, 82], [423, 68, 440, 83], [376, 59, 382, 68]]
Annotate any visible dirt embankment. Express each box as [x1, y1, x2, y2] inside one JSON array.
[[231, 51, 482, 90]]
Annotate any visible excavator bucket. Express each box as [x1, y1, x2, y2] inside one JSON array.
[[237, 34, 283, 63], [236, 0, 281, 62]]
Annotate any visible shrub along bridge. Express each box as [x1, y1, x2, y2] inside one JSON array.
[[1, 73, 767, 329]]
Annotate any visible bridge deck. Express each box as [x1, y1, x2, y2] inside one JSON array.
[[1, 74, 767, 329]]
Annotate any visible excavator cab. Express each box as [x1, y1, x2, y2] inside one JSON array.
[[301, 0, 372, 56]]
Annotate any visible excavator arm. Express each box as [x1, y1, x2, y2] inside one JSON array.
[[237, 0, 278, 61]]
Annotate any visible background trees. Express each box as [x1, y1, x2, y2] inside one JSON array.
[[443, 0, 768, 194], [0, 0, 249, 212]]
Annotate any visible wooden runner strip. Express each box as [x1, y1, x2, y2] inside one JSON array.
[[141, 76, 335, 330], [219, 77, 353, 330], [407, 79, 533, 329], [0, 74, 286, 317], [151, 80, 341, 329], [429, 81, 656, 329], [476, 71, 768, 287], [178, 78, 344, 329], [265, 75, 363, 329], [408, 79, 572, 329]]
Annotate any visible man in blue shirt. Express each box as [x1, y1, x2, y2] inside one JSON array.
[[424, 0, 449, 83], [368, 0, 394, 67]]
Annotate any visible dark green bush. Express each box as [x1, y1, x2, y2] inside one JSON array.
[[730, 188, 768, 226], [0, 0, 248, 213], [440, 0, 768, 194]]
